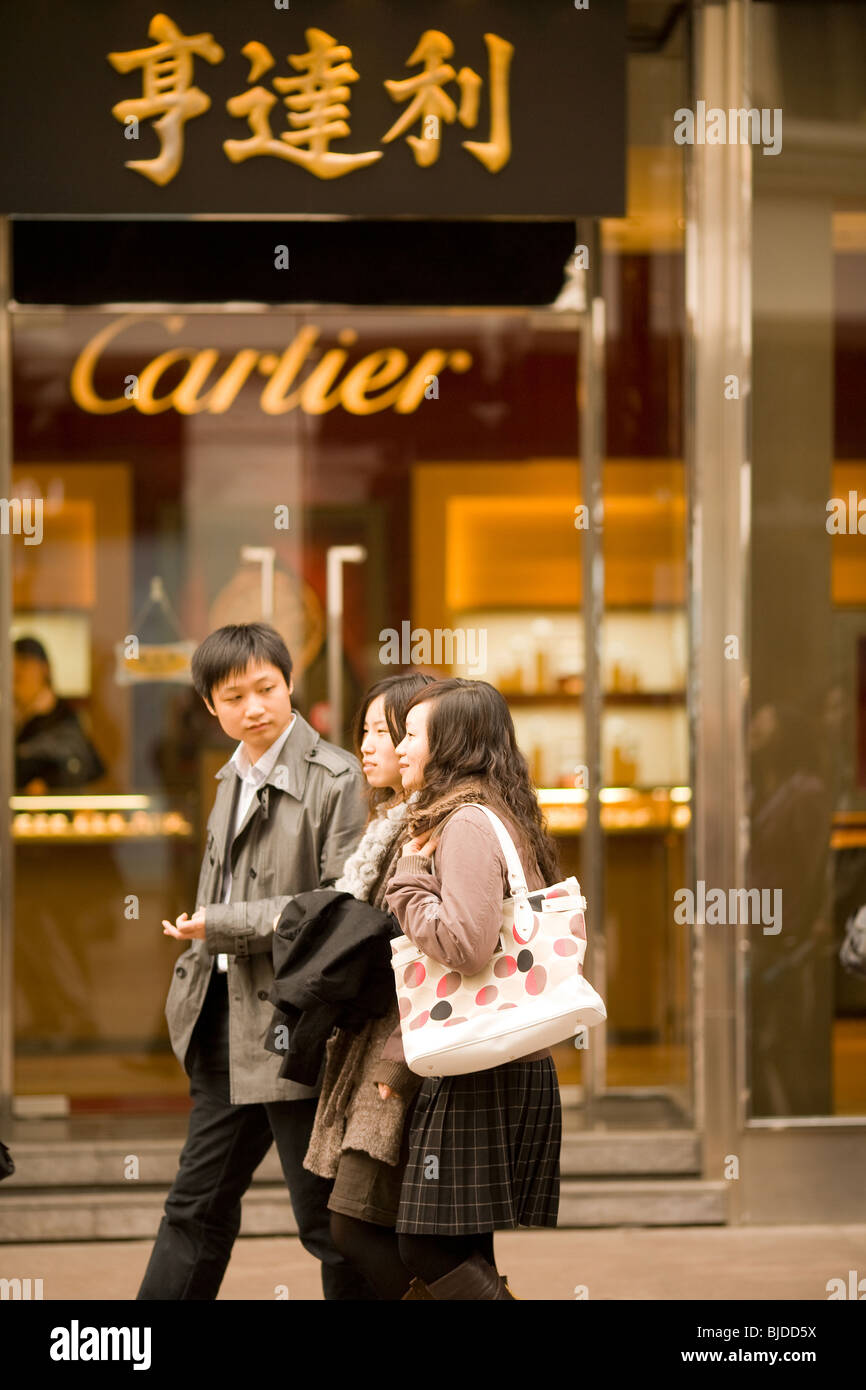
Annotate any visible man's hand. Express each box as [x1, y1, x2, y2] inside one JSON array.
[[377, 1084, 399, 1100], [163, 908, 206, 941]]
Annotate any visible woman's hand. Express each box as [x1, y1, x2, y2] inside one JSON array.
[[377, 1083, 399, 1100], [403, 834, 437, 858]]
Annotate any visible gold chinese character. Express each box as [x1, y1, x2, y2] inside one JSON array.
[[108, 13, 224, 186], [224, 31, 382, 180], [382, 30, 513, 171]]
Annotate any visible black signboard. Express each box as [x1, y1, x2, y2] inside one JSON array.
[[0, 0, 626, 217]]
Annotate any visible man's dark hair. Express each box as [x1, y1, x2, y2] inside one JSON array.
[[191, 624, 294, 705], [14, 636, 50, 665]]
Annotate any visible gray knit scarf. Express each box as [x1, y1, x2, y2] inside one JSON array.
[[334, 796, 412, 901]]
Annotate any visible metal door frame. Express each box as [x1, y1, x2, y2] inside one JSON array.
[[0, 218, 14, 1126], [691, 0, 866, 1223]]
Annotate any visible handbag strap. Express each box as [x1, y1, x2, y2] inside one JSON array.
[[432, 802, 529, 899]]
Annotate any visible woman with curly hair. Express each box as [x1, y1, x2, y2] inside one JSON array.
[[384, 678, 562, 1300]]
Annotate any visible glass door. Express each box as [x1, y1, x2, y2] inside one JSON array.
[[571, 10, 693, 1127]]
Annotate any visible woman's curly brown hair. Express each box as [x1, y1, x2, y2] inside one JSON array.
[[404, 677, 560, 883]]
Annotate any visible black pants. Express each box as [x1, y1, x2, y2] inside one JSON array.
[[137, 973, 375, 1301]]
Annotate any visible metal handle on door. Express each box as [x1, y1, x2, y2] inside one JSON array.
[[326, 545, 367, 745]]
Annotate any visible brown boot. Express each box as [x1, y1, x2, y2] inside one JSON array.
[[401, 1277, 434, 1300], [427, 1253, 513, 1301]]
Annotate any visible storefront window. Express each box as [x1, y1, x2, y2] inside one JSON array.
[[9, 307, 588, 1109], [747, 2, 866, 1117]]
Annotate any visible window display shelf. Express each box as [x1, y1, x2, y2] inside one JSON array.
[[10, 795, 194, 842], [505, 691, 685, 706], [13, 813, 194, 842], [831, 811, 866, 850], [537, 787, 692, 835]]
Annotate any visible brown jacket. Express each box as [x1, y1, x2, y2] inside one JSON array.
[[304, 805, 421, 1179], [383, 802, 551, 1065]]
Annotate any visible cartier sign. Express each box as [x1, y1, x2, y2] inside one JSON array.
[[70, 315, 474, 417]]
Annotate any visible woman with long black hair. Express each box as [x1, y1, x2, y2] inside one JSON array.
[[303, 671, 437, 1299]]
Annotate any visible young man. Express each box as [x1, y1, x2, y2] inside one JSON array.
[[137, 623, 370, 1300]]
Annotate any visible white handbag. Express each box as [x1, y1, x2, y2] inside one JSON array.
[[390, 805, 606, 1077]]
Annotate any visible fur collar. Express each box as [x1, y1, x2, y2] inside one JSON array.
[[407, 778, 491, 842], [334, 797, 411, 902]]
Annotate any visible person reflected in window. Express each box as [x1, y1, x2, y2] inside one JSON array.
[[13, 636, 105, 793]]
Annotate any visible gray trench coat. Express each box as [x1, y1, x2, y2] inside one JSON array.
[[164, 712, 366, 1103]]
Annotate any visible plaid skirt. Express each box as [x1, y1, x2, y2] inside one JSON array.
[[395, 1057, 561, 1234]]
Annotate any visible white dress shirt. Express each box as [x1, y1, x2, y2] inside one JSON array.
[[216, 714, 296, 971]]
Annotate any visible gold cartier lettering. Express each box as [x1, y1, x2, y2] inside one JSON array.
[[171, 348, 261, 414], [70, 316, 473, 417], [297, 347, 352, 415], [69, 315, 144, 414], [136, 349, 198, 414], [393, 349, 451, 413], [332, 349, 410, 414], [258, 326, 321, 414]]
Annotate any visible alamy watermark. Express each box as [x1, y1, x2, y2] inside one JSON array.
[[50, 1322, 151, 1370], [674, 102, 782, 156], [0, 496, 43, 545], [1, 1277, 44, 1299], [826, 1270, 866, 1299], [379, 622, 487, 676], [674, 881, 782, 935], [826, 492, 866, 534]]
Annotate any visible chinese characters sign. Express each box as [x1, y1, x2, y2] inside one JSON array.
[[0, 1, 626, 216], [108, 19, 513, 186]]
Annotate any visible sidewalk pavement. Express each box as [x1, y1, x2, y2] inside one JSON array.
[[2, 1225, 865, 1300]]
